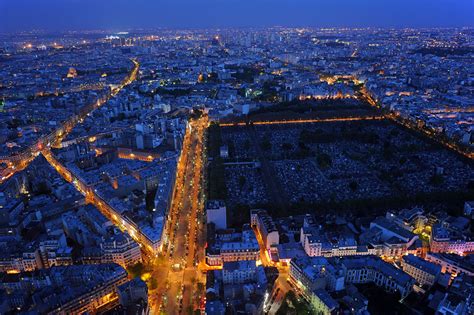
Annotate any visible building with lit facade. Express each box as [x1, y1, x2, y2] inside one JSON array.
[[310, 289, 339, 315], [250, 209, 279, 250], [95, 233, 142, 268], [300, 215, 371, 258], [401, 254, 441, 287], [206, 224, 260, 267], [341, 256, 415, 299], [425, 252, 474, 277], [289, 256, 333, 295], [430, 224, 474, 255], [0, 264, 130, 314], [359, 216, 420, 260], [222, 260, 258, 284]]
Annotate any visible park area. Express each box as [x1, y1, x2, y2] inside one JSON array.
[[207, 118, 474, 226]]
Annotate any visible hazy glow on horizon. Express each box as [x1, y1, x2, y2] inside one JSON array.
[[0, 0, 473, 32]]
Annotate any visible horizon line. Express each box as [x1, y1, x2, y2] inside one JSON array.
[[1, 25, 474, 35]]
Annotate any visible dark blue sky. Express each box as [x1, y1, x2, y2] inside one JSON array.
[[1, 0, 473, 32]]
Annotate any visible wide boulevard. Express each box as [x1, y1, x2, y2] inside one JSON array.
[[148, 115, 208, 314]]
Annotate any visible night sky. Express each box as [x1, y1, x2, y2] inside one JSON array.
[[1, 0, 473, 32]]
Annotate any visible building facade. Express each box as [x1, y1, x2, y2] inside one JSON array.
[[401, 254, 441, 287]]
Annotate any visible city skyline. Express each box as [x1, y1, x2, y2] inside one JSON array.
[[0, 2, 473, 313], [1, 0, 474, 32]]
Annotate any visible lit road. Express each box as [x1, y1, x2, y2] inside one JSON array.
[[252, 225, 292, 314], [39, 111, 208, 315], [253, 227, 273, 267], [219, 88, 473, 160], [265, 269, 292, 315], [219, 115, 385, 127], [148, 115, 208, 314], [0, 59, 140, 184], [41, 146, 160, 255]]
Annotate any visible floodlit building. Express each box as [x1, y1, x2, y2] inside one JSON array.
[[310, 289, 339, 315], [289, 256, 330, 295], [341, 256, 415, 299], [206, 225, 260, 267], [430, 224, 474, 255], [401, 254, 441, 287], [222, 260, 257, 284], [425, 252, 474, 277], [0, 264, 130, 314], [301, 215, 370, 258], [251, 209, 279, 250]]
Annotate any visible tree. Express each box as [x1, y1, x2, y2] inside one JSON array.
[[316, 153, 332, 169], [280, 233, 290, 243], [260, 139, 272, 151], [430, 174, 444, 186], [243, 139, 251, 151], [197, 282, 205, 292], [7, 118, 22, 129], [349, 181, 358, 191], [239, 176, 247, 190], [36, 181, 51, 195], [294, 233, 301, 242], [126, 262, 146, 278], [149, 278, 158, 290], [208, 159, 227, 199], [382, 147, 394, 160], [282, 143, 293, 151], [116, 113, 126, 121]]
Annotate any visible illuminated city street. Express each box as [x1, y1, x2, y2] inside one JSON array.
[[148, 115, 208, 314], [219, 115, 385, 127], [40, 114, 208, 314], [0, 59, 139, 184]]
